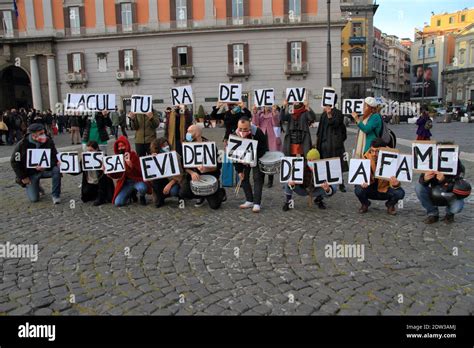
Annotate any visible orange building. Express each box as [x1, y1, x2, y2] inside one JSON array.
[[1, 0, 344, 111]]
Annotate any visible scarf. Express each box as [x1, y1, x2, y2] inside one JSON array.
[[291, 106, 306, 120], [167, 111, 186, 151], [354, 117, 369, 159]]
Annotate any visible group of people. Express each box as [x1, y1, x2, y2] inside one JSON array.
[[10, 97, 468, 225]]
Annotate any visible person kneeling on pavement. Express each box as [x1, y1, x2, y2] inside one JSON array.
[[11, 123, 62, 204], [107, 136, 152, 207], [283, 149, 337, 211], [72, 140, 115, 206], [415, 142, 469, 224], [179, 125, 227, 210], [149, 137, 183, 208], [354, 138, 405, 215]]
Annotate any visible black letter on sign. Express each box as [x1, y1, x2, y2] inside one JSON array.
[[220, 85, 230, 101], [171, 89, 180, 106], [280, 159, 290, 182], [378, 152, 398, 177], [396, 156, 411, 182], [350, 162, 368, 183], [413, 145, 434, 170], [325, 161, 339, 183], [438, 148, 456, 174]]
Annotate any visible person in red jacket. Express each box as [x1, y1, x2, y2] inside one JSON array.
[[107, 136, 151, 206]]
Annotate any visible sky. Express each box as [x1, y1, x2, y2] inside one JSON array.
[[373, 0, 473, 40]]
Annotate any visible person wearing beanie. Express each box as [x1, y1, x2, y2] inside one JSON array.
[[280, 99, 315, 157], [10, 123, 62, 204], [282, 148, 337, 211], [354, 138, 405, 215], [353, 97, 383, 158], [316, 99, 349, 192]]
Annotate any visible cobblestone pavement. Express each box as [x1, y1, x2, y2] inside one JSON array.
[[0, 125, 473, 315]]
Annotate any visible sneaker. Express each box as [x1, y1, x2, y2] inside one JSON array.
[[442, 214, 454, 224], [424, 215, 439, 224], [252, 204, 261, 213], [194, 198, 205, 207], [239, 201, 254, 209], [52, 197, 61, 204], [282, 202, 290, 212], [139, 195, 147, 206]]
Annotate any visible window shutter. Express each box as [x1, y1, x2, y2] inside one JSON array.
[[67, 53, 73, 73], [170, 0, 176, 21], [228, 44, 233, 66], [283, 0, 289, 22], [243, 43, 249, 71], [115, 3, 122, 32], [187, 0, 193, 20], [0, 12, 4, 35], [118, 50, 124, 70], [63, 7, 70, 32], [12, 11, 18, 30], [79, 6, 85, 34], [243, 0, 249, 20], [172, 47, 178, 67], [80, 53, 85, 73], [302, 41, 307, 63], [187, 46, 193, 66], [287, 42, 291, 63], [301, 0, 307, 14], [132, 49, 138, 70], [132, 2, 137, 25], [226, 0, 232, 24]]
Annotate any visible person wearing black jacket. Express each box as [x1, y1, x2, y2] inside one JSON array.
[[10, 123, 61, 204], [415, 145, 465, 224], [232, 117, 268, 213], [210, 101, 251, 145], [316, 105, 348, 193]]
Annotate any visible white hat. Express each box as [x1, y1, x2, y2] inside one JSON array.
[[364, 97, 378, 108]]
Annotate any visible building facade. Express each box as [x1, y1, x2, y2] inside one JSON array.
[[0, 0, 344, 113], [442, 23, 474, 105], [423, 8, 474, 37], [371, 26, 388, 98], [340, 0, 378, 99], [384, 34, 410, 101]]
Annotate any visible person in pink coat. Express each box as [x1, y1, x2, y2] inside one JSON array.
[[252, 105, 282, 188]]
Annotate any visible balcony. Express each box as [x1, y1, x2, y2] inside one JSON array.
[[349, 36, 367, 45], [65, 72, 88, 88], [170, 66, 195, 82], [116, 69, 140, 85], [284, 62, 309, 79], [227, 64, 250, 81]]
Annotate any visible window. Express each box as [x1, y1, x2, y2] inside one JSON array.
[[232, 0, 244, 25], [437, 19, 441, 26], [459, 49, 465, 65], [2, 11, 14, 37], [233, 44, 244, 73], [124, 49, 134, 71], [352, 55, 362, 77], [470, 44, 474, 65], [290, 41, 302, 67], [176, 0, 187, 28], [121, 3, 133, 32], [178, 47, 188, 66], [97, 55, 107, 72], [72, 53, 82, 73], [456, 87, 463, 100], [352, 22, 363, 37], [69, 7, 81, 35], [446, 87, 452, 100], [289, 0, 301, 23], [418, 46, 424, 59], [428, 46, 435, 58], [449, 16, 454, 24], [461, 14, 466, 22]]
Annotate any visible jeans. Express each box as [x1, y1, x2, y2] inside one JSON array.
[[354, 184, 405, 207], [115, 179, 148, 207], [111, 125, 119, 139], [26, 166, 61, 202], [284, 184, 336, 201], [240, 166, 264, 205], [8, 129, 22, 144], [415, 182, 465, 216]]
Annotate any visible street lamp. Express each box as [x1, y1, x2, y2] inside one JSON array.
[[327, 0, 332, 87]]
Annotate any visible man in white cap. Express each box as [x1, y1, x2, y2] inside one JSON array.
[[352, 97, 383, 159]]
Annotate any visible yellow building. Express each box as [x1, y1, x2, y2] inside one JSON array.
[[423, 8, 474, 36], [340, 0, 378, 99]]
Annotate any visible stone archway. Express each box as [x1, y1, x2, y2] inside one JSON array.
[[0, 65, 33, 110]]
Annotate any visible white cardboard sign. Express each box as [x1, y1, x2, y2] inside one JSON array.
[[182, 142, 218, 168], [140, 151, 181, 181], [219, 84, 242, 103], [103, 154, 125, 174], [348, 159, 371, 185], [170, 86, 194, 106], [58, 152, 80, 174], [280, 157, 304, 184], [82, 152, 104, 171], [286, 87, 306, 103], [65, 93, 115, 112], [226, 135, 258, 166], [313, 158, 343, 187], [321, 87, 337, 108], [254, 89, 275, 107], [27, 149, 51, 169], [131, 95, 153, 113], [342, 99, 364, 114]]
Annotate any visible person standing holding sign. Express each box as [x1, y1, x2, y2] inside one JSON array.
[[282, 149, 336, 211], [354, 138, 405, 215], [280, 99, 315, 157], [129, 109, 160, 157], [415, 141, 467, 224], [316, 103, 348, 193], [165, 105, 193, 156], [211, 101, 251, 146], [180, 125, 227, 209], [353, 97, 383, 159], [108, 136, 151, 206], [252, 105, 281, 188], [82, 111, 112, 154], [72, 140, 114, 205], [149, 137, 184, 208], [232, 117, 268, 213], [10, 123, 62, 204]]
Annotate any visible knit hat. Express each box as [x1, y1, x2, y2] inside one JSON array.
[[306, 148, 320, 161], [364, 97, 378, 108], [28, 123, 45, 133]]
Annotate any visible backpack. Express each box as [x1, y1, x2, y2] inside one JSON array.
[[424, 119, 433, 130], [379, 115, 396, 148]]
